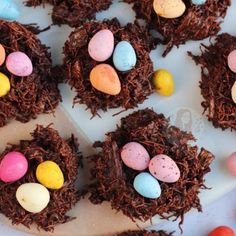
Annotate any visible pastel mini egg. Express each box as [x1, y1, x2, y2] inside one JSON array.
[[149, 154, 180, 183], [208, 226, 235, 236], [231, 81, 236, 104], [36, 161, 64, 190], [0, 0, 20, 20], [153, 0, 186, 19], [121, 142, 150, 171], [191, 0, 207, 5], [226, 152, 236, 177], [152, 69, 175, 96], [6, 51, 33, 77], [88, 29, 114, 62], [0, 151, 28, 183], [113, 41, 137, 72], [228, 50, 236, 73], [90, 64, 121, 95], [0, 72, 10, 97], [16, 183, 50, 213], [0, 44, 6, 66], [133, 172, 161, 199]]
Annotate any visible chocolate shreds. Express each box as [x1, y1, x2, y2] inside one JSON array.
[[64, 19, 154, 116], [189, 33, 236, 131], [0, 125, 82, 231], [25, 0, 112, 27], [0, 21, 61, 127], [124, 0, 231, 56], [89, 109, 214, 224], [117, 230, 173, 236]]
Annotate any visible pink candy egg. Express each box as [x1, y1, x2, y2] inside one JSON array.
[[121, 142, 150, 171], [149, 154, 180, 183], [227, 50, 236, 73], [226, 152, 236, 177], [88, 29, 114, 62], [6, 51, 33, 77], [0, 151, 28, 183]]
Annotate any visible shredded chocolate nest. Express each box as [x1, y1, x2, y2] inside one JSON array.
[[64, 19, 154, 116], [189, 33, 236, 131], [0, 125, 82, 231], [89, 109, 214, 225], [117, 230, 173, 236], [0, 21, 60, 127], [124, 0, 230, 56], [25, 0, 112, 27]]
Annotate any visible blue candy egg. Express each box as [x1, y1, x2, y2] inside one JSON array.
[[191, 0, 207, 5], [113, 41, 137, 72], [133, 172, 161, 199], [0, 0, 20, 20]]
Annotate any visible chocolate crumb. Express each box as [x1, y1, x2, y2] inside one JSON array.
[[117, 230, 173, 236]]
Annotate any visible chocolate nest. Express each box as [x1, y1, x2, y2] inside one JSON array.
[[0, 125, 82, 231], [89, 109, 214, 225], [117, 230, 173, 236], [64, 19, 154, 116], [124, 0, 231, 56], [189, 33, 236, 131], [0, 20, 60, 127], [25, 0, 112, 27]]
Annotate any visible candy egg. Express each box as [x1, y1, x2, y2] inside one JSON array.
[[191, 0, 207, 5], [231, 81, 236, 104], [36, 161, 64, 190], [113, 41, 137, 72], [6, 51, 33, 77], [208, 226, 235, 236], [0, 151, 28, 183], [149, 154, 180, 183], [16, 183, 50, 213], [90, 64, 121, 95], [0, 44, 6, 66], [0, 0, 20, 20], [226, 152, 236, 177], [153, 0, 186, 19], [0, 72, 10, 97], [88, 29, 114, 62], [133, 172, 161, 199], [152, 69, 174, 96], [121, 142, 150, 171], [228, 50, 236, 73]]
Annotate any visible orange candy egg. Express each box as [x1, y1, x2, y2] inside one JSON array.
[[0, 44, 6, 66], [90, 64, 121, 96], [208, 226, 235, 236]]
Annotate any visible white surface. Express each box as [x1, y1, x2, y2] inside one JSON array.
[[1, 0, 236, 235]]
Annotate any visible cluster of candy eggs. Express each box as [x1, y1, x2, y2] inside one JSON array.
[[227, 50, 236, 103], [0, 44, 33, 97], [153, 0, 207, 19], [120, 142, 180, 199], [0, 151, 64, 213], [88, 29, 137, 96]]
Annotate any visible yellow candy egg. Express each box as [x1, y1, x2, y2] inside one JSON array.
[[36, 161, 64, 190], [153, 0, 186, 19], [152, 69, 174, 96], [0, 72, 10, 97]]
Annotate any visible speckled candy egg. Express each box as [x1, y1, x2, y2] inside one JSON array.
[[88, 29, 114, 62], [113, 41, 137, 72], [16, 183, 50, 213], [208, 226, 235, 236], [6, 51, 33, 77], [228, 50, 236, 73], [149, 154, 180, 183], [133, 172, 161, 199], [0, 44, 6, 66], [226, 152, 236, 177], [231, 81, 236, 104], [0, 151, 28, 183], [153, 0, 186, 19], [191, 0, 207, 5], [0, 0, 20, 20], [121, 142, 150, 171], [0, 72, 10, 97]]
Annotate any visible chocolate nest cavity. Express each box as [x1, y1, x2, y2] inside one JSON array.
[[117, 230, 173, 236], [0, 20, 60, 127], [25, 0, 112, 27], [124, 0, 231, 56], [64, 19, 154, 116], [0, 125, 82, 231], [189, 33, 236, 131], [89, 108, 214, 225]]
